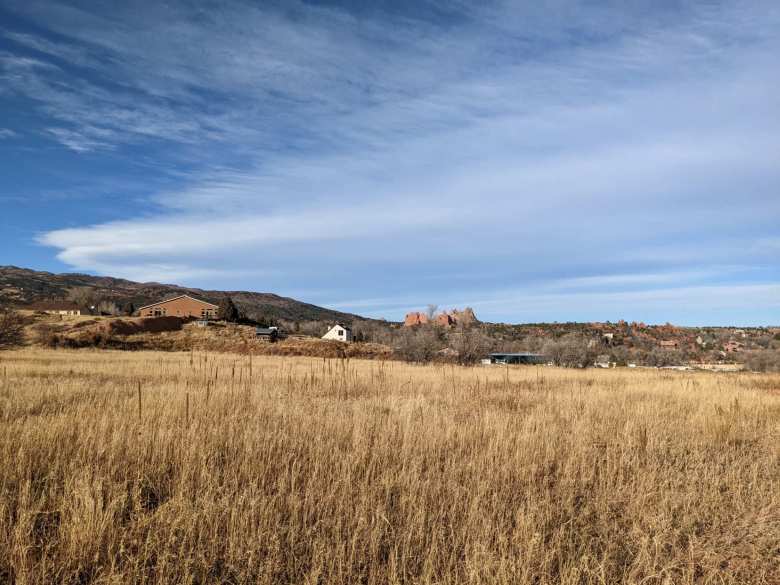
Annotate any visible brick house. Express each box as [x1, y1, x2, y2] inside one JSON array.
[[136, 295, 218, 319]]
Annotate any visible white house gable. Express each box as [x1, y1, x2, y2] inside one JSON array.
[[322, 324, 352, 343]]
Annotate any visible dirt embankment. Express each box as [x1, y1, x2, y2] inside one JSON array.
[[32, 316, 393, 359], [131, 322, 392, 359], [29, 316, 185, 350], [98, 316, 184, 335]]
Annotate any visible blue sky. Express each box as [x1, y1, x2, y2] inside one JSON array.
[[1, 0, 778, 325]]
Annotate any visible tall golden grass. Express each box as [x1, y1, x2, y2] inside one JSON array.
[[0, 348, 778, 584]]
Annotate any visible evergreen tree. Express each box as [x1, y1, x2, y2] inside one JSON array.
[[218, 297, 240, 322]]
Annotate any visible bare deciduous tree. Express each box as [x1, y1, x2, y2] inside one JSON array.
[[0, 309, 26, 349], [449, 326, 492, 364], [67, 286, 97, 308], [743, 350, 780, 372], [97, 300, 121, 316], [395, 326, 442, 363], [645, 348, 684, 367], [542, 334, 597, 368]]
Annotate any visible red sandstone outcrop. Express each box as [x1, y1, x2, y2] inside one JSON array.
[[436, 313, 455, 327], [403, 312, 429, 327], [403, 307, 478, 328], [449, 307, 477, 326]]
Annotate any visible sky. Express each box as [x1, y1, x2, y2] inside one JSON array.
[[1, 0, 778, 325]]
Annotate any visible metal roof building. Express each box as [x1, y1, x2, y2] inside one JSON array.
[[487, 352, 546, 365]]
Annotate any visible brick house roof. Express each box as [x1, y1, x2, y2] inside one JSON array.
[[136, 295, 218, 311]]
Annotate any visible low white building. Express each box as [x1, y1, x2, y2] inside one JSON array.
[[29, 301, 82, 316], [322, 324, 352, 343]]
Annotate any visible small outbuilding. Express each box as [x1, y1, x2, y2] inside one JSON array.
[[256, 326, 280, 342], [322, 324, 352, 343], [28, 301, 82, 316], [486, 352, 546, 365]]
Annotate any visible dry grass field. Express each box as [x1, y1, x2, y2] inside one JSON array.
[[0, 349, 778, 585]]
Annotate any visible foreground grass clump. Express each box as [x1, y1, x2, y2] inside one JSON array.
[[0, 349, 778, 584]]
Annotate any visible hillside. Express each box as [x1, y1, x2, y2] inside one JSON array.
[[0, 266, 365, 324]]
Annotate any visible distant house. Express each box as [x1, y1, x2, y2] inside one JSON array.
[[136, 295, 218, 319], [723, 340, 743, 353], [28, 301, 82, 316], [322, 324, 352, 343], [256, 326, 279, 342], [659, 340, 679, 350]]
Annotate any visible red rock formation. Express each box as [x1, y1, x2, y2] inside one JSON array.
[[450, 307, 478, 325], [403, 312, 429, 327], [404, 307, 479, 327], [436, 313, 455, 327]]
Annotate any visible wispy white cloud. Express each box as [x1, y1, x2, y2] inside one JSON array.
[[84, 264, 270, 287], [43, 127, 114, 152], [465, 283, 780, 325], [2, 30, 103, 69], [0, 128, 16, 139], [551, 269, 738, 291]]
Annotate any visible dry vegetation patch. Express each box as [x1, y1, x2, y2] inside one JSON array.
[[0, 349, 778, 584], [35, 318, 395, 360]]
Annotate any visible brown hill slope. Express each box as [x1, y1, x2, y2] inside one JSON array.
[[0, 265, 366, 324]]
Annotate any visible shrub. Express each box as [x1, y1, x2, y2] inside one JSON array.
[[744, 350, 780, 372], [448, 326, 492, 365], [394, 326, 442, 363], [542, 334, 597, 367], [33, 323, 60, 347], [218, 297, 241, 322]]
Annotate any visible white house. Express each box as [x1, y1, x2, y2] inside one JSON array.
[[322, 324, 352, 343]]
